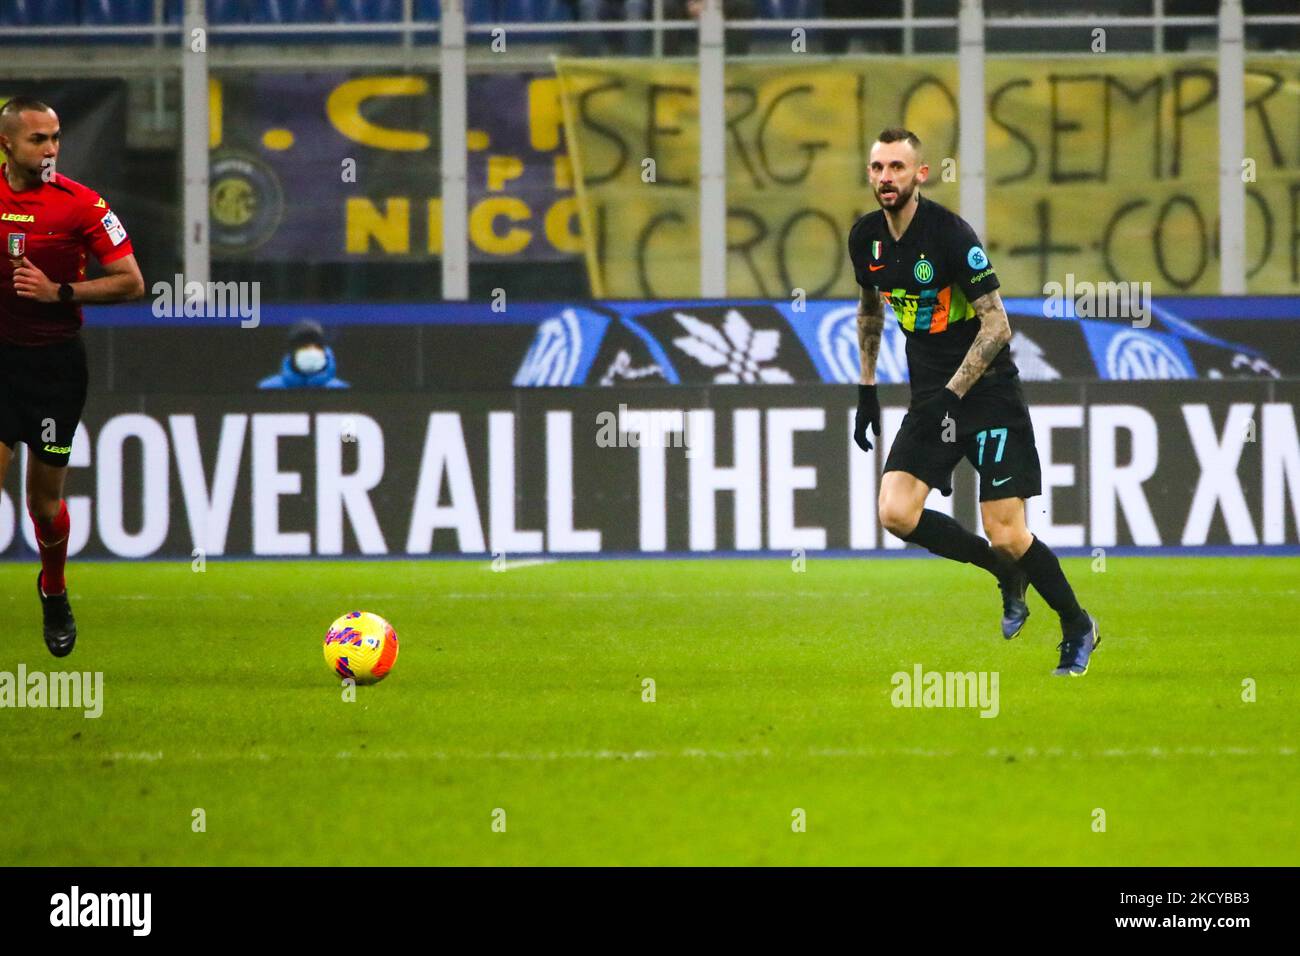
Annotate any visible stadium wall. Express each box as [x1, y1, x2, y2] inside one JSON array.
[[75, 296, 1300, 392], [0, 381, 1297, 559]]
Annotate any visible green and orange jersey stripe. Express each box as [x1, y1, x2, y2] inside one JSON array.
[[882, 284, 978, 333]]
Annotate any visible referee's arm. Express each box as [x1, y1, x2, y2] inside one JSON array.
[[856, 285, 885, 385], [13, 252, 144, 304], [946, 289, 1011, 397]]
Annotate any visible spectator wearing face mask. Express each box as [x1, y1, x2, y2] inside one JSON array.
[[258, 318, 349, 390]]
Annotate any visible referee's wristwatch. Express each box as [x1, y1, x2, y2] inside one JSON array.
[[57, 282, 74, 303]]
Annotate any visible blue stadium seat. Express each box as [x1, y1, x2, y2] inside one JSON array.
[[500, 0, 573, 43], [415, 0, 491, 23], [407, 0, 491, 25], [250, 0, 328, 23], [0, 0, 79, 24], [767, 0, 822, 17], [501, 0, 539, 20], [338, 0, 405, 21], [209, 0, 253, 21], [528, 0, 576, 22], [162, 1, 252, 23], [75, 0, 158, 46], [82, 0, 156, 24], [248, 0, 349, 42]]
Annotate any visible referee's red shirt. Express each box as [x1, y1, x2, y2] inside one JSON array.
[[0, 165, 134, 346]]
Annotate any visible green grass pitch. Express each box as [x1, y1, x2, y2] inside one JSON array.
[[0, 556, 1295, 866]]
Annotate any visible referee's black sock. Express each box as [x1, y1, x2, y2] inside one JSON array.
[[1016, 535, 1087, 631], [902, 509, 1009, 580]]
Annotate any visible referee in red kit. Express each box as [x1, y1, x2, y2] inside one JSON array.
[[0, 96, 145, 657]]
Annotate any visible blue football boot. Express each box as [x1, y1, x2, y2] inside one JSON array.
[[1053, 612, 1100, 676], [998, 568, 1030, 640]]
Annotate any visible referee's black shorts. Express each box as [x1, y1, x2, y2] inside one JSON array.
[[884, 373, 1042, 502], [0, 334, 89, 468]]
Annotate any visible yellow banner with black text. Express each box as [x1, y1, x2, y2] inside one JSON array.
[[556, 56, 1300, 297]]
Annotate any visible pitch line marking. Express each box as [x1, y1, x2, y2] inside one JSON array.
[[25, 746, 1296, 764], [483, 559, 557, 572]]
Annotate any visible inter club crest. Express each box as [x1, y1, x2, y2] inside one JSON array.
[[7, 232, 25, 259]]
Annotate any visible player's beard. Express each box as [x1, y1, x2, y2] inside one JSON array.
[[7, 155, 48, 186], [875, 180, 915, 211]]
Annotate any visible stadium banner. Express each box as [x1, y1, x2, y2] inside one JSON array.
[[0, 381, 1296, 559], [208, 71, 581, 262], [83, 296, 1298, 393], [556, 55, 1300, 297]]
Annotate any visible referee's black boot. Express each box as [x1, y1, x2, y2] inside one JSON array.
[[37, 572, 77, 658]]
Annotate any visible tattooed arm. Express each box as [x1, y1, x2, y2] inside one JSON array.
[[946, 289, 1011, 397], [857, 285, 885, 385]]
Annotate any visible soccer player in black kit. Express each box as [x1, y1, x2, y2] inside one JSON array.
[[849, 128, 1099, 676]]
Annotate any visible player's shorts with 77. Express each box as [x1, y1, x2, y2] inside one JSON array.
[[883, 374, 1043, 502]]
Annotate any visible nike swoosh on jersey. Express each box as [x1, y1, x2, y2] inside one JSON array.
[[991, 477, 1012, 486], [868, 263, 886, 271]]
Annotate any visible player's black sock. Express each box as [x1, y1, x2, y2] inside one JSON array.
[[1016, 536, 1087, 630], [903, 509, 1008, 579]]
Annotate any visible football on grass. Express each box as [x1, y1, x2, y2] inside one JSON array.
[[323, 611, 399, 685]]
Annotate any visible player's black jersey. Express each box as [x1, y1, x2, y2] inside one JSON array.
[[848, 193, 1015, 397]]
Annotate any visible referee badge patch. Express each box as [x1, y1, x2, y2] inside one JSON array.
[[7, 232, 25, 259], [100, 210, 127, 246]]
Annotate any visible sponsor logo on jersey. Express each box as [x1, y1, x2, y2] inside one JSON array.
[[1, 213, 35, 223], [100, 210, 127, 246], [42, 444, 72, 455]]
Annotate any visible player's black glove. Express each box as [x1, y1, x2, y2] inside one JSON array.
[[912, 387, 963, 436], [853, 384, 881, 452]]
